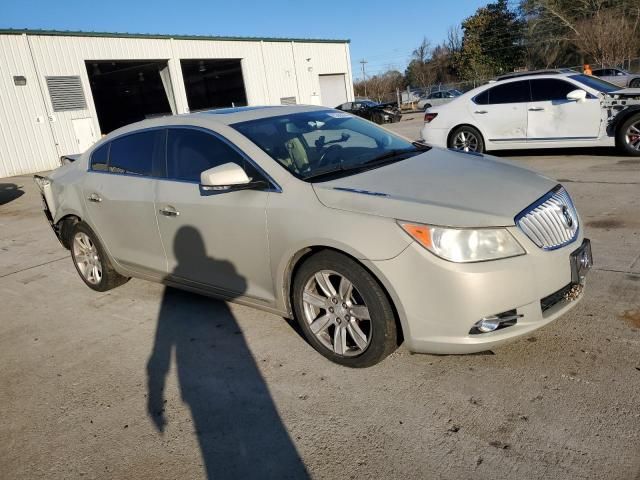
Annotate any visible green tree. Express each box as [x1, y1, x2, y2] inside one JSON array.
[[454, 0, 526, 81]]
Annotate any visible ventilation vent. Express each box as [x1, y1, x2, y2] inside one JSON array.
[[280, 96, 297, 105], [46, 76, 87, 111]]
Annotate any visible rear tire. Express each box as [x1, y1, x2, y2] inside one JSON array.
[[616, 112, 640, 157], [423, 103, 432, 111], [70, 222, 129, 291], [448, 125, 485, 153], [292, 250, 398, 368], [630, 78, 640, 88]]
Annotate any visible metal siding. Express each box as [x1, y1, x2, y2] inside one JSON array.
[[0, 35, 59, 177], [0, 33, 353, 178]]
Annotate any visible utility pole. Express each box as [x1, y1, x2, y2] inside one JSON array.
[[360, 59, 368, 97]]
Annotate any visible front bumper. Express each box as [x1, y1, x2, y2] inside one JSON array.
[[369, 228, 587, 354]]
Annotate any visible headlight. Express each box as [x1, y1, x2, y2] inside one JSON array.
[[398, 222, 525, 263]]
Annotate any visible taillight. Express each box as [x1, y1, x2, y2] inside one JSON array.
[[424, 112, 438, 123]]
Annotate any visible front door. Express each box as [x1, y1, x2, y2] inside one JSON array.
[[471, 80, 530, 143], [82, 129, 167, 277], [155, 127, 274, 303], [527, 78, 602, 141]]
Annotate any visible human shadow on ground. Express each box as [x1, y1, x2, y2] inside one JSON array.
[[0, 183, 24, 206], [146, 225, 308, 479]]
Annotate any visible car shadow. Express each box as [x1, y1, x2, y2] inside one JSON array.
[[0, 183, 24, 206], [146, 225, 308, 479]]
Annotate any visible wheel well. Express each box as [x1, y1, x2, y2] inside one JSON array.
[[447, 124, 484, 147], [285, 246, 404, 346], [611, 107, 640, 137], [55, 214, 81, 249]]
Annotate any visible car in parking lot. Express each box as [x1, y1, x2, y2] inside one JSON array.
[[417, 89, 462, 110], [35, 105, 591, 367], [421, 71, 640, 156], [335, 99, 402, 124], [592, 67, 640, 88]]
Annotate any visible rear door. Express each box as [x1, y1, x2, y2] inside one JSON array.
[[470, 80, 530, 143], [527, 78, 602, 141], [154, 127, 274, 302], [82, 129, 167, 277]]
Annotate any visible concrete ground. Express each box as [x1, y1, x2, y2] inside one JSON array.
[[1, 115, 639, 479]]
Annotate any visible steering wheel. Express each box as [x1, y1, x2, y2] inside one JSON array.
[[317, 144, 343, 168]]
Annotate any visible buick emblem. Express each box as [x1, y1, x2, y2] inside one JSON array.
[[561, 206, 573, 228]]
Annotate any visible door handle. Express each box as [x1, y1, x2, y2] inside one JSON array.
[[528, 107, 545, 111], [474, 110, 488, 114], [159, 206, 179, 217], [87, 193, 102, 203]]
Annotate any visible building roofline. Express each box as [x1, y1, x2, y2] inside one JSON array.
[[0, 28, 350, 44]]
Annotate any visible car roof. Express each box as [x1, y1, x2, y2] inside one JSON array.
[[102, 105, 332, 139], [494, 69, 577, 81]]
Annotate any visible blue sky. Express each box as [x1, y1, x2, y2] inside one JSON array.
[[2, 0, 488, 78]]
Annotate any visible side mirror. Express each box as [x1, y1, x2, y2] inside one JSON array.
[[566, 89, 587, 102], [200, 162, 252, 192]]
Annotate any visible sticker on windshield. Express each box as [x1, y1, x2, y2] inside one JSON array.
[[326, 112, 352, 118]]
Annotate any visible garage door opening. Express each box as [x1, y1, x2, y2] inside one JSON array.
[[86, 60, 175, 134], [319, 74, 348, 108], [181, 59, 247, 112]]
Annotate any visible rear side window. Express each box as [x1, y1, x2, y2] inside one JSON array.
[[531, 79, 579, 101], [473, 89, 489, 105], [166, 128, 247, 183], [90, 143, 109, 171], [486, 81, 531, 104], [109, 130, 165, 176]]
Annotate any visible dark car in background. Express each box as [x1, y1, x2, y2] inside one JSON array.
[[336, 100, 402, 124]]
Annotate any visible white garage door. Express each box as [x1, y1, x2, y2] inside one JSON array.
[[319, 74, 348, 108]]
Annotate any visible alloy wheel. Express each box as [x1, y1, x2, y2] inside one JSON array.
[[72, 232, 102, 285], [302, 270, 371, 357], [625, 121, 640, 151], [452, 130, 479, 152]]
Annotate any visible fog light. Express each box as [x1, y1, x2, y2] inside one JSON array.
[[469, 309, 522, 335], [476, 316, 501, 333]]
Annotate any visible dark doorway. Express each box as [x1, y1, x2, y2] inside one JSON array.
[[181, 59, 247, 112], [86, 60, 173, 134]]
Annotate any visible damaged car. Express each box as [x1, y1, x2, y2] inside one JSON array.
[[336, 99, 402, 124]]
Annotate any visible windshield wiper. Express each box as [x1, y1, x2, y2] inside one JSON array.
[[304, 147, 426, 181]]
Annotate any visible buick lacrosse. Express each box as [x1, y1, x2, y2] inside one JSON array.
[[35, 105, 591, 367]]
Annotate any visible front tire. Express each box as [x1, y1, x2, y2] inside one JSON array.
[[70, 222, 129, 291], [616, 113, 640, 157], [448, 125, 485, 153], [292, 250, 398, 368], [629, 78, 640, 88]]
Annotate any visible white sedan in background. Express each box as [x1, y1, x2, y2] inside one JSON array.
[[421, 71, 640, 156]]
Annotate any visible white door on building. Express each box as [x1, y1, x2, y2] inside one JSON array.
[[72, 118, 97, 153], [319, 74, 348, 108]]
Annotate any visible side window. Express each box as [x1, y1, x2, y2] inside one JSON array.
[[109, 130, 164, 176], [90, 143, 109, 171], [486, 81, 531, 104], [473, 89, 489, 105], [592, 69, 604, 76], [342, 102, 352, 111], [530, 79, 577, 101], [167, 128, 248, 183]]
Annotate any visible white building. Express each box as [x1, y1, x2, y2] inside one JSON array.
[[0, 29, 354, 178]]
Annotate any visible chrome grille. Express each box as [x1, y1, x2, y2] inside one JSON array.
[[516, 187, 578, 250]]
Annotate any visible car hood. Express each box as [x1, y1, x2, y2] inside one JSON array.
[[312, 148, 557, 227]]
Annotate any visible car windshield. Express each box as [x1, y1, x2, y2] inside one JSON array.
[[232, 110, 427, 182], [360, 100, 378, 107], [570, 74, 620, 93]]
